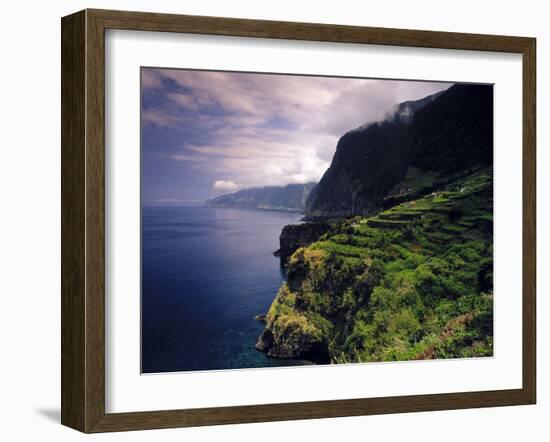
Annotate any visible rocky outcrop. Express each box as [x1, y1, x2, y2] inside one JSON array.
[[273, 222, 331, 257], [305, 84, 493, 219], [255, 325, 328, 359], [255, 285, 329, 361], [205, 182, 316, 212]]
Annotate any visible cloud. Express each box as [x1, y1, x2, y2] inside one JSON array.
[[142, 109, 177, 127], [142, 70, 162, 89], [167, 92, 199, 110], [172, 154, 208, 162], [212, 180, 239, 192], [142, 68, 452, 190]]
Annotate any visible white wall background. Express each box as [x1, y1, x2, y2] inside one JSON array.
[[0, 0, 547, 440]]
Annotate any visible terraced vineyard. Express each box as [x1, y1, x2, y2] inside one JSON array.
[[256, 168, 494, 363]]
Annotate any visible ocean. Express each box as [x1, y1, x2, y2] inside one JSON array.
[[141, 205, 311, 373]]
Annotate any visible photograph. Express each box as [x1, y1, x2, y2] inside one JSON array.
[[140, 68, 494, 373]]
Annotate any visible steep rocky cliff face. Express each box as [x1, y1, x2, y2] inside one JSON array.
[[305, 114, 411, 218], [408, 84, 493, 174], [205, 182, 316, 212], [273, 222, 331, 258], [305, 84, 493, 219]]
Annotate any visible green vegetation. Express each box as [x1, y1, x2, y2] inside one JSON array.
[[259, 168, 494, 363]]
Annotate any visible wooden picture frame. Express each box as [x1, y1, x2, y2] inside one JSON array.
[[61, 8, 536, 433]]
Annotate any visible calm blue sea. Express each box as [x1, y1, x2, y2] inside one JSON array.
[[141, 206, 311, 373]]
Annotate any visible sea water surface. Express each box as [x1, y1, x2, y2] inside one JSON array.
[[141, 206, 311, 373]]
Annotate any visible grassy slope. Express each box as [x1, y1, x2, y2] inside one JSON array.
[[261, 168, 494, 363]]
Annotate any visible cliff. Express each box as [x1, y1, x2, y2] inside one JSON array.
[[256, 168, 494, 362], [205, 182, 316, 212], [305, 84, 493, 219], [273, 222, 331, 258]]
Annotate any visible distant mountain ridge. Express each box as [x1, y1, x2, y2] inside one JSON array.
[[205, 182, 316, 212], [305, 84, 493, 219]]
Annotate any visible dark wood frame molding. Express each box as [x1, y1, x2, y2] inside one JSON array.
[[61, 9, 536, 433]]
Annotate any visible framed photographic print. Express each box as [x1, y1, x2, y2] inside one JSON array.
[[61, 9, 536, 433]]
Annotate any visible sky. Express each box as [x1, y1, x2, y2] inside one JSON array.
[[141, 68, 451, 205]]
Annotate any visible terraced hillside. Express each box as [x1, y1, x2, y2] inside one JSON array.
[[256, 168, 493, 363]]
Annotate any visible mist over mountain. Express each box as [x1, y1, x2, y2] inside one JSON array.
[[205, 182, 316, 212], [305, 84, 493, 219]]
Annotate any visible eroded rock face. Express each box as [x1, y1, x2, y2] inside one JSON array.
[[255, 329, 273, 352], [305, 116, 411, 219], [273, 222, 331, 258], [408, 84, 493, 174], [254, 284, 330, 361], [255, 313, 327, 360]]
